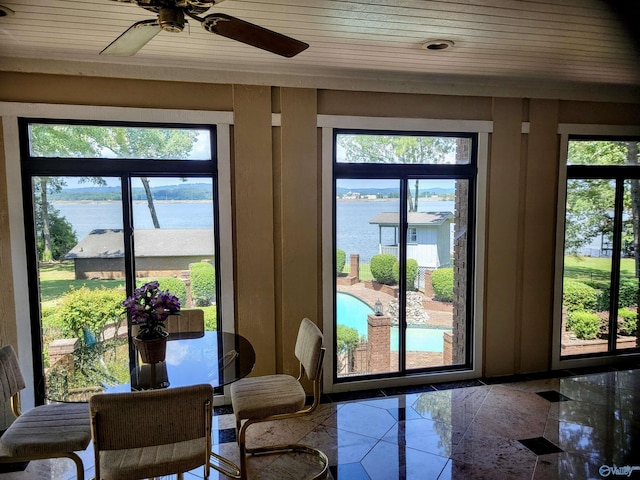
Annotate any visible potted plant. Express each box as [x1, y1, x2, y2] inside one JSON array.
[[123, 281, 181, 363]]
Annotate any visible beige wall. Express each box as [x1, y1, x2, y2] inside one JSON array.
[[1, 71, 639, 382], [0, 117, 17, 348]]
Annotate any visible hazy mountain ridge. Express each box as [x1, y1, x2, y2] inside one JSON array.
[[50, 183, 213, 201]]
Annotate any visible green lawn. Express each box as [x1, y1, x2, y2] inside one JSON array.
[[39, 262, 217, 330], [39, 263, 125, 306], [564, 256, 636, 288], [344, 256, 637, 290]]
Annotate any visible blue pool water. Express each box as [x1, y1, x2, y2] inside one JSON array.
[[336, 292, 451, 353]]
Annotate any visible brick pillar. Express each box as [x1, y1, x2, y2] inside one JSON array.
[[443, 331, 453, 365], [367, 313, 390, 373], [452, 139, 469, 364], [181, 270, 193, 308], [350, 254, 360, 282], [48, 338, 78, 371]]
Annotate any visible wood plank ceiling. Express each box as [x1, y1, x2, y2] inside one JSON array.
[[0, 0, 639, 99]]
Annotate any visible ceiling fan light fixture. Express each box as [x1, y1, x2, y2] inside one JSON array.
[[422, 39, 454, 51], [0, 4, 15, 17], [158, 7, 185, 33]]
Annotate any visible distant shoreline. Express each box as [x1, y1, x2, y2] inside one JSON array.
[[52, 200, 211, 204], [336, 197, 451, 202]]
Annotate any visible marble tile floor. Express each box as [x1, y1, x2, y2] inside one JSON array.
[[2, 364, 639, 480]]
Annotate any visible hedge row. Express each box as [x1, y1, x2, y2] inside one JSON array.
[[564, 278, 639, 339]]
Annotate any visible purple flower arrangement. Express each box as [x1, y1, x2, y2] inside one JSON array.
[[123, 281, 181, 340]]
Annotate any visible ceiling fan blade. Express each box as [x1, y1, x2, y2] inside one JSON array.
[[202, 13, 308, 58], [101, 19, 162, 56]]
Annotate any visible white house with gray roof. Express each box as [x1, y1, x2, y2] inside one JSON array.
[[65, 229, 214, 280], [369, 211, 454, 270]]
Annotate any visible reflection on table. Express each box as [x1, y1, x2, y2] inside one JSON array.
[[44, 331, 255, 403]]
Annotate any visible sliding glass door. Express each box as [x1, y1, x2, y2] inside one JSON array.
[[334, 131, 476, 381], [20, 120, 219, 403], [560, 137, 640, 358]]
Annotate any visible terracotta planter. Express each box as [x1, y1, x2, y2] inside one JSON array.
[[133, 335, 168, 364]]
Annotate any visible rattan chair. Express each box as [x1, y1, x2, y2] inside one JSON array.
[[89, 384, 213, 480], [166, 309, 205, 336], [0, 344, 91, 479], [230, 318, 328, 480]]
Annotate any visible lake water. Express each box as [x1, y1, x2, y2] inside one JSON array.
[[53, 199, 454, 261], [53, 202, 214, 240]]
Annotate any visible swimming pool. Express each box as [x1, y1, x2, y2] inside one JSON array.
[[336, 292, 451, 353]]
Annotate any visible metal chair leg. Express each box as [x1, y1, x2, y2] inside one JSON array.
[[237, 420, 328, 480]]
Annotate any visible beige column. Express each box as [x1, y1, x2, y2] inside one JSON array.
[[276, 87, 319, 377], [484, 97, 523, 376], [519, 99, 559, 372], [233, 84, 276, 376]]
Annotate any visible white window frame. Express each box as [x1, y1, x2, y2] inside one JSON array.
[[320, 115, 491, 393], [1, 102, 235, 408], [553, 123, 640, 371], [407, 227, 418, 244]]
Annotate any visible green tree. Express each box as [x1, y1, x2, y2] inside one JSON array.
[[29, 125, 198, 241], [336, 325, 360, 374], [337, 135, 455, 211], [564, 141, 628, 254], [35, 208, 77, 261], [564, 140, 640, 347]]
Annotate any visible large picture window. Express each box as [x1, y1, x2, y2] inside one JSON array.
[[333, 130, 476, 381], [19, 119, 221, 403], [560, 137, 640, 358]]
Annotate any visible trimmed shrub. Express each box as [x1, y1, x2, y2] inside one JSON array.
[[618, 278, 638, 308], [370, 254, 396, 285], [618, 308, 638, 336], [594, 277, 639, 311], [144, 278, 187, 307], [202, 305, 217, 331], [190, 262, 216, 307], [392, 259, 419, 291], [336, 249, 346, 275], [56, 286, 126, 342], [563, 279, 599, 313], [431, 268, 454, 302], [567, 310, 600, 340]]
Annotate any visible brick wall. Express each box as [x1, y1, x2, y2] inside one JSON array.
[[452, 138, 470, 364]]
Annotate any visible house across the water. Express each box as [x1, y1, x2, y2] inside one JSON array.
[[65, 229, 214, 280], [369, 211, 454, 270]]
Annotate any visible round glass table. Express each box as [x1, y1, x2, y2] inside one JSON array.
[[42, 331, 255, 403]]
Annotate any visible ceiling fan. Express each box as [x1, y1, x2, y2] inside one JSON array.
[[101, 0, 308, 58]]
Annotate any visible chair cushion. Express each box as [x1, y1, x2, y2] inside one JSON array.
[[98, 438, 207, 480], [231, 374, 306, 420], [0, 402, 91, 456]]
